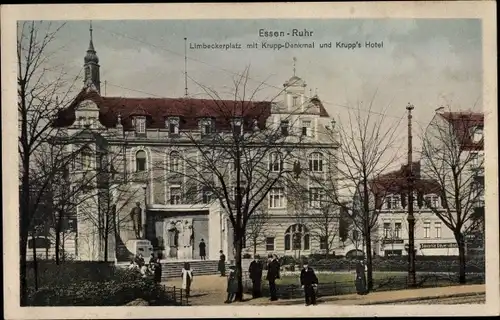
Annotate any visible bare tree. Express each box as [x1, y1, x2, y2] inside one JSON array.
[[309, 202, 340, 257], [18, 21, 81, 303], [245, 205, 271, 256], [311, 98, 404, 291], [153, 67, 309, 301], [420, 110, 484, 283]]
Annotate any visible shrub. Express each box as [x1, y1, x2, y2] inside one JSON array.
[[26, 262, 177, 306]]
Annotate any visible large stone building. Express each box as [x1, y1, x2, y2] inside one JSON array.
[[50, 30, 341, 262]]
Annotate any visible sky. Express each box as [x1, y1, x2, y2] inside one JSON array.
[[21, 19, 482, 170]]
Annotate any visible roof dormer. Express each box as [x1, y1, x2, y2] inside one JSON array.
[[130, 104, 151, 136], [75, 99, 100, 128]]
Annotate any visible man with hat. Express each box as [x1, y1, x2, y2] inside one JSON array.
[[266, 254, 281, 301], [300, 259, 319, 306], [248, 255, 263, 298]]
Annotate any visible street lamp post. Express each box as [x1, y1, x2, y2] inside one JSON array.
[[406, 103, 417, 288], [142, 185, 147, 240]]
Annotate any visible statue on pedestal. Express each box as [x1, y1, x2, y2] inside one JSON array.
[[130, 202, 143, 239], [166, 221, 179, 258]]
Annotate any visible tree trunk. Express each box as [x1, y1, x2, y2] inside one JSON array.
[[362, 177, 373, 291], [19, 233, 28, 306], [55, 228, 61, 265], [31, 232, 39, 291], [456, 232, 467, 284], [253, 239, 257, 256], [365, 226, 373, 291], [234, 232, 244, 302]]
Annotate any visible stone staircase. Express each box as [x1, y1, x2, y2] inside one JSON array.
[[161, 260, 228, 280]]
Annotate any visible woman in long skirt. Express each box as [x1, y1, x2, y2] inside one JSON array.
[[154, 258, 162, 283], [225, 265, 238, 303], [355, 260, 367, 295], [181, 262, 194, 297]]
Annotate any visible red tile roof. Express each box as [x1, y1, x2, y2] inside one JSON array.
[[53, 89, 273, 131], [370, 161, 441, 195], [438, 112, 484, 151]]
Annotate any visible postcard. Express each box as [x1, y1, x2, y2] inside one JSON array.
[[1, 2, 498, 319]]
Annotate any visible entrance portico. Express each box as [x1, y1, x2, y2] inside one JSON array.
[[145, 203, 233, 262]]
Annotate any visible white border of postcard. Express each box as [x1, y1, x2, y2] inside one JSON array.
[[2, 2, 498, 319]]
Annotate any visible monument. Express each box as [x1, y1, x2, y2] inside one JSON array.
[[164, 218, 194, 260], [126, 201, 153, 261]]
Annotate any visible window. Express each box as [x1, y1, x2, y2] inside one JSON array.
[[280, 120, 289, 136], [269, 188, 284, 208], [202, 187, 212, 204], [233, 185, 247, 201], [472, 126, 483, 143], [309, 187, 324, 208], [266, 237, 275, 251], [301, 120, 312, 137], [269, 152, 283, 172], [383, 222, 391, 238], [200, 119, 213, 136], [304, 234, 310, 250], [385, 195, 401, 210], [308, 152, 323, 172], [232, 118, 243, 135], [424, 222, 431, 238], [424, 194, 439, 209], [284, 234, 291, 250], [394, 222, 402, 239], [435, 222, 442, 239], [135, 117, 146, 134], [352, 229, 359, 241], [169, 151, 180, 172], [135, 150, 146, 172], [167, 117, 179, 135], [169, 187, 182, 205], [292, 96, 298, 107], [285, 224, 309, 251], [319, 236, 327, 250], [81, 147, 92, 170]]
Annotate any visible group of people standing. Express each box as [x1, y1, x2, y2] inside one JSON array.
[[246, 254, 318, 305], [128, 253, 163, 283]]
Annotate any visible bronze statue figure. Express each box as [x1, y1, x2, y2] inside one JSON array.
[[130, 202, 142, 239]]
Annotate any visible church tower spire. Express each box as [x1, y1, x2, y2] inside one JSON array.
[[84, 21, 101, 93]]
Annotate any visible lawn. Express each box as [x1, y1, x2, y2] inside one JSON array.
[[277, 272, 407, 285]]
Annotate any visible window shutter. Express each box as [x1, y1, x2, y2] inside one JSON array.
[[375, 194, 382, 209], [440, 193, 448, 209], [417, 192, 424, 208], [401, 193, 407, 208]]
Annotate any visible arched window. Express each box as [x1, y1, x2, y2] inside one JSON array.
[[308, 152, 323, 172], [136, 150, 147, 172], [170, 151, 181, 172], [284, 224, 310, 251]]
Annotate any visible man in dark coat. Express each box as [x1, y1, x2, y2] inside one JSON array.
[[266, 254, 280, 301], [153, 258, 162, 283], [248, 255, 263, 298], [300, 260, 319, 306], [218, 250, 226, 276], [199, 239, 207, 260]]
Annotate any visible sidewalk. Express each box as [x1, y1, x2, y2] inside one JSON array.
[[245, 284, 485, 305]]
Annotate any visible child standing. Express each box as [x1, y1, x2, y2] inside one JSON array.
[[181, 262, 194, 298], [225, 265, 238, 304]]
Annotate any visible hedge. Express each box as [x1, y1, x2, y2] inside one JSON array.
[[26, 262, 178, 306], [272, 255, 485, 273]]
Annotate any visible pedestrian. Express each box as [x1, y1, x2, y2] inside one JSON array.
[[199, 239, 207, 260], [300, 260, 318, 306], [248, 255, 263, 298], [224, 265, 238, 303], [181, 262, 194, 298], [154, 258, 162, 283], [135, 253, 145, 267], [266, 254, 280, 301], [218, 250, 226, 276], [355, 259, 367, 295]]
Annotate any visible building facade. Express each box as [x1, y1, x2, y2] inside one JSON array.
[[50, 31, 341, 262]]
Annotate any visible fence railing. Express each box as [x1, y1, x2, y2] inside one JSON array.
[[242, 273, 485, 300], [161, 285, 190, 306]]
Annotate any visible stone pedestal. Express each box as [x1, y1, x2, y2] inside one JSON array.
[[126, 239, 153, 263]]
